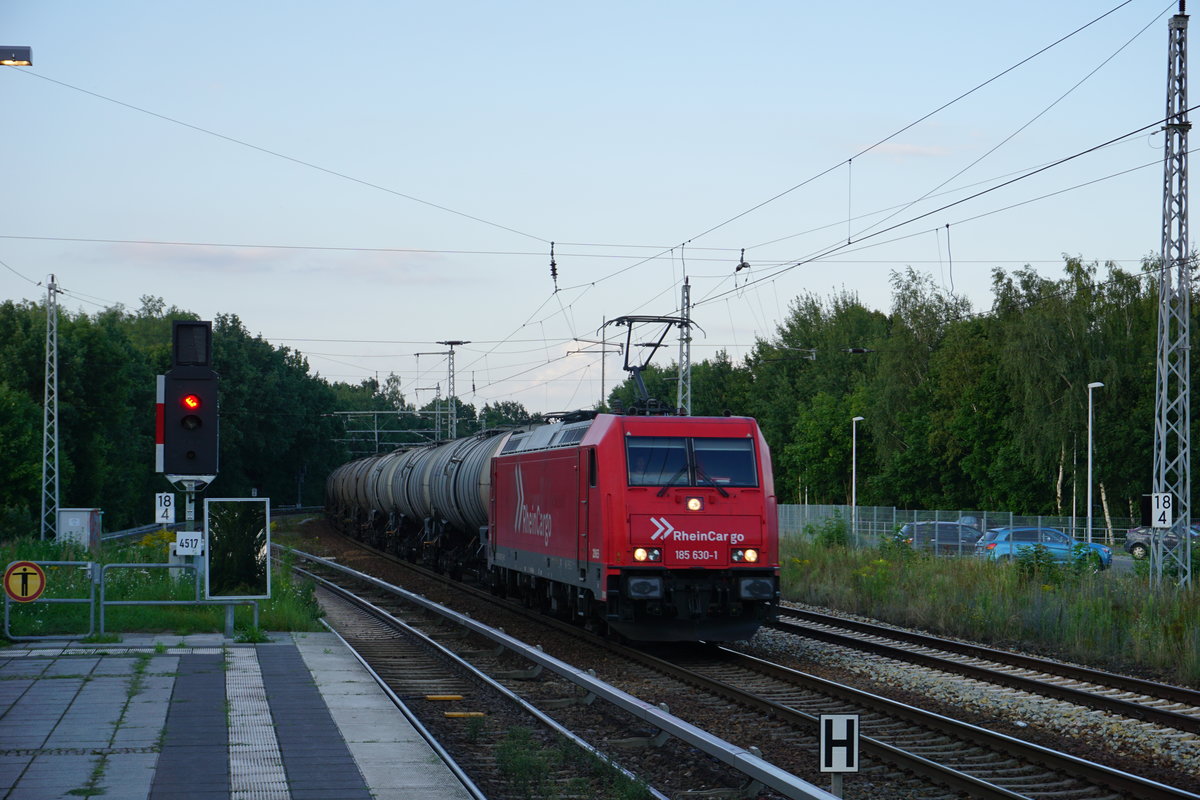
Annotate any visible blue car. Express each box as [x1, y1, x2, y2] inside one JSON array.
[[974, 526, 1112, 570]]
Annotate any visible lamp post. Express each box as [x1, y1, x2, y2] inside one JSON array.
[[852, 416, 864, 540], [0, 46, 32, 66], [1086, 382, 1104, 544]]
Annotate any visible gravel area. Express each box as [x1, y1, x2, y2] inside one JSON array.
[[731, 610, 1200, 790]]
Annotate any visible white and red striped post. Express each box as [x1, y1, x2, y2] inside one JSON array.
[[155, 375, 165, 472]]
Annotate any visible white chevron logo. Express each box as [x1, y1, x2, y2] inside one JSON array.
[[650, 517, 675, 541]]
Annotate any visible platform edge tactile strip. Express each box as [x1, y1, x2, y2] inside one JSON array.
[[228, 647, 291, 800]]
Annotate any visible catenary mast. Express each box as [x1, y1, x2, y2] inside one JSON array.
[[1153, 2, 1191, 587], [40, 275, 60, 540]]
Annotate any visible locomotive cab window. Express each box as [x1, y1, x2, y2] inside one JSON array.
[[626, 436, 757, 488], [693, 438, 758, 487], [627, 437, 688, 486]]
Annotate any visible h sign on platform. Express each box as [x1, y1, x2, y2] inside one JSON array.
[[819, 714, 860, 773]]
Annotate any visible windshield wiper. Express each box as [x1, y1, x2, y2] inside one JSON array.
[[695, 464, 730, 497], [656, 465, 689, 497]]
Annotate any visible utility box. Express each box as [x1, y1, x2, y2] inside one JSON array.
[[57, 508, 102, 552]]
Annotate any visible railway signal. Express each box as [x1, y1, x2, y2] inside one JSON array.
[[162, 372, 219, 474], [158, 321, 220, 477]]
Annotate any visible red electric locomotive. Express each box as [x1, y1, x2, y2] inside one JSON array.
[[488, 412, 778, 640], [326, 411, 780, 642]]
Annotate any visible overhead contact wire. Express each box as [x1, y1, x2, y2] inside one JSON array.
[[17, 71, 549, 244]]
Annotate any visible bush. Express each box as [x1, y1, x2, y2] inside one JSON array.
[[879, 525, 916, 561], [1014, 544, 1064, 583], [805, 512, 849, 548]]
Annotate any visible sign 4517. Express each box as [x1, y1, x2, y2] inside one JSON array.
[[175, 532, 202, 556]]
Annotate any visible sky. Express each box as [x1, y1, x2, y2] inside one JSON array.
[[0, 1, 1185, 414]]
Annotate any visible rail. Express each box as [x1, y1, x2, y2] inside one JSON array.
[[282, 546, 841, 800]]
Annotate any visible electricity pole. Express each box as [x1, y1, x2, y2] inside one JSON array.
[[417, 340, 470, 439], [677, 278, 692, 415], [1153, 2, 1191, 587], [437, 340, 469, 439], [40, 275, 60, 540]]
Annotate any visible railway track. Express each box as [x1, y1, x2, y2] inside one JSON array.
[[769, 606, 1200, 736], [279, 528, 1200, 799], [288, 548, 826, 800], [303, 570, 679, 800]]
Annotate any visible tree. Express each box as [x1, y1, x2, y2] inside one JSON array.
[[480, 401, 534, 428], [745, 290, 886, 501]]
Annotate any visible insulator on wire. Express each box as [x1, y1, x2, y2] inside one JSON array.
[[735, 248, 750, 273], [550, 242, 558, 290]]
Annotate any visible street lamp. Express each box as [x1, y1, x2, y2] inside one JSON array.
[[852, 416, 864, 540], [0, 47, 32, 66], [1086, 382, 1104, 544]]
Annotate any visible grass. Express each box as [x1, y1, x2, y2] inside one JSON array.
[[0, 521, 324, 640], [493, 725, 650, 800], [782, 531, 1200, 686]]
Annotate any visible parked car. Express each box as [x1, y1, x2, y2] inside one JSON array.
[[1122, 525, 1200, 559], [974, 526, 1112, 569], [897, 521, 981, 554]]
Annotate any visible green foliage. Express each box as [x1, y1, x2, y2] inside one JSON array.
[[234, 627, 270, 643], [805, 512, 848, 548], [493, 725, 650, 800], [0, 535, 323, 637], [879, 525, 916, 562], [495, 727, 552, 799], [1013, 544, 1063, 583], [0, 300, 351, 535], [781, 536, 1200, 684], [207, 501, 267, 597], [480, 400, 536, 429], [0, 253, 1178, 532], [1069, 544, 1106, 576], [464, 715, 486, 743], [600, 256, 1167, 518]]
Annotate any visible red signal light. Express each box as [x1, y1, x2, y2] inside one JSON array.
[[182, 394, 201, 411]]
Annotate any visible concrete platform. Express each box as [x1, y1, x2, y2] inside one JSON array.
[[0, 631, 476, 800]]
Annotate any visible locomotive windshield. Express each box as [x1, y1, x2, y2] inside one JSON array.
[[626, 436, 758, 488]]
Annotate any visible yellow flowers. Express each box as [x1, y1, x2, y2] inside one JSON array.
[[138, 528, 177, 555]]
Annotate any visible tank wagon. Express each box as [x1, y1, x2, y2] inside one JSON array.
[[325, 411, 779, 641]]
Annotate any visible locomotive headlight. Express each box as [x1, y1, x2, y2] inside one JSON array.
[[743, 548, 759, 563], [686, 496, 705, 511], [633, 547, 662, 562], [731, 548, 760, 563]]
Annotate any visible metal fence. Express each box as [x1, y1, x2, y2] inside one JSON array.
[[101, 506, 323, 542], [778, 504, 1136, 548]]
